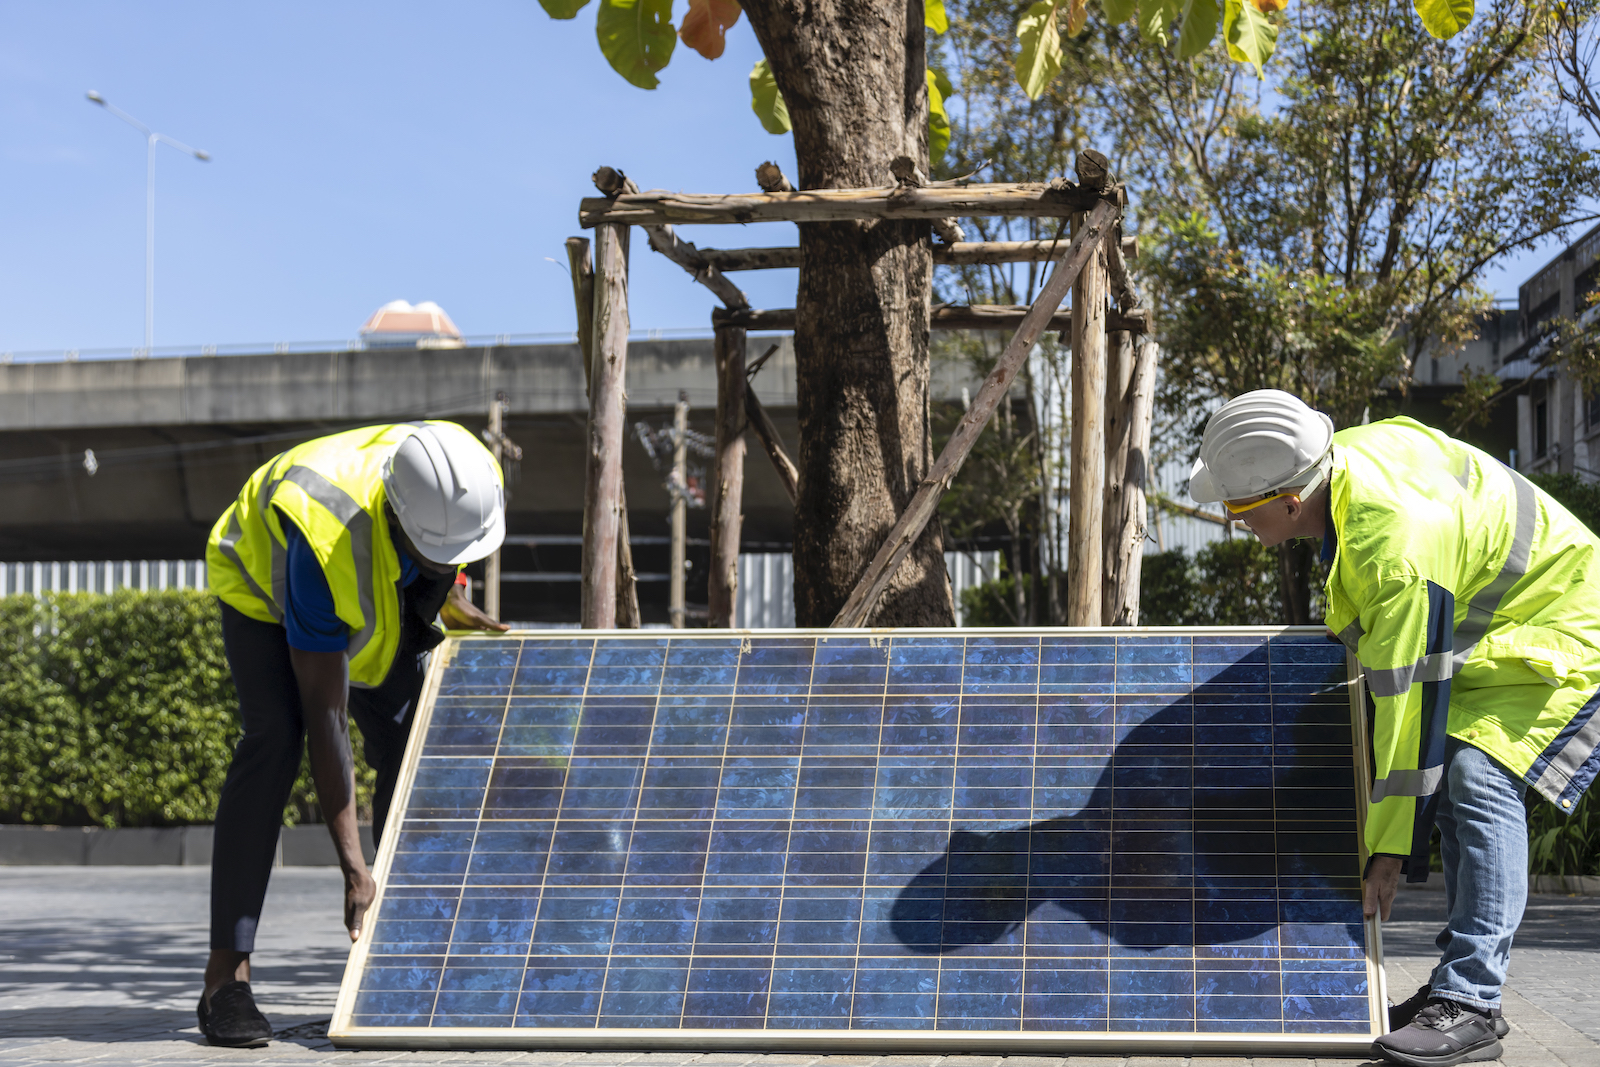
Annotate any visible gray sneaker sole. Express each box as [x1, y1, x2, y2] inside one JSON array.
[[1370, 1035, 1503, 1067]]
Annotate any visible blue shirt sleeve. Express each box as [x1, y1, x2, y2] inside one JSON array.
[[280, 515, 351, 653], [279, 512, 428, 653]]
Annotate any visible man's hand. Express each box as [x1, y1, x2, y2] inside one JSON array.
[[345, 868, 377, 941], [1363, 854, 1403, 921], [440, 582, 510, 632]]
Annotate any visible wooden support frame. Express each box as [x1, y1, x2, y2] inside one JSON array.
[[829, 198, 1119, 629], [745, 389, 798, 504], [580, 181, 1109, 229], [693, 237, 1140, 272], [574, 155, 1141, 632], [714, 304, 1149, 335]]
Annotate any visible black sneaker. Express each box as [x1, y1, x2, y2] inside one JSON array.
[[1390, 983, 1509, 1038], [1372, 997, 1503, 1066], [197, 980, 273, 1048]]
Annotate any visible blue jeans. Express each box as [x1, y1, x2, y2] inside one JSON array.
[[1428, 736, 1529, 1011]]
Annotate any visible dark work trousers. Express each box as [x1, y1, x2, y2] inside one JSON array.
[[209, 602, 431, 953]]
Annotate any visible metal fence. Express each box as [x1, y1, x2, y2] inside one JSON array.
[[0, 560, 208, 596], [4, 553, 1008, 629]]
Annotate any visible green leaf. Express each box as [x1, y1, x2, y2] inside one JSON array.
[[1414, 0, 1473, 38], [932, 67, 956, 100], [927, 68, 951, 163], [1223, 0, 1279, 77], [926, 0, 950, 33], [749, 58, 792, 135], [1138, 0, 1179, 45], [1015, 0, 1063, 101], [596, 0, 677, 90], [1176, 0, 1220, 57], [538, 0, 591, 16], [1102, 0, 1137, 24]]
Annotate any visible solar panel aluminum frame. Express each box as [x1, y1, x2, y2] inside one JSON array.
[[331, 625, 1387, 1055]]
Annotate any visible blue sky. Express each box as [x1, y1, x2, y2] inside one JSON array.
[[0, 2, 1576, 355]]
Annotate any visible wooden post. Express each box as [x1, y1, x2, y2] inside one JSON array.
[[830, 197, 1118, 628], [570, 232, 638, 627], [485, 390, 506, 621], [1103, 337, 1157, 626], [581, 222, 629, 629], [565, 237, 595, 385], [1068, 219, 1109, 627], [709, 324, 747, 628], [615, 477, 641, 628], [670, 392, 689, 628], [1100, 329, 1132, 626]]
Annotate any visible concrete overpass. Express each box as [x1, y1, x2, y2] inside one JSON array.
[[0, 336, 994, 623]]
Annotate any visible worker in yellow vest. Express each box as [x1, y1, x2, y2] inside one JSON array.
[[198, 421, 509, 1047], [1190, 390, 1600, 1067]]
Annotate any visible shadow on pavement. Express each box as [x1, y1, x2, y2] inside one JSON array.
[[1383, 889, 1600, 957], [0, 1005, 334, 1046]]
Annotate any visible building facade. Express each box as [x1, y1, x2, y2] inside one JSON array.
[[1499, 222, 1600, 478]]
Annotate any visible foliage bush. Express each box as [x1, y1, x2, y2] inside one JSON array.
[[960, 569, 1019, 627], [1139, 539, 1284, 626], [0, 591, 373, 828]]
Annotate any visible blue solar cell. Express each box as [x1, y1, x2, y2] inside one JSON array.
[[336, 629, 1380, 1050]]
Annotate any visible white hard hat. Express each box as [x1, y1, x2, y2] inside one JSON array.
[[382, 422, 506, 565], [1188, 390, 1335, 504]]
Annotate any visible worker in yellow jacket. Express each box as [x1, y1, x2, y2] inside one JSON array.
[[1191, 391, 1600, 1067], [198, 421, 509, 1047]]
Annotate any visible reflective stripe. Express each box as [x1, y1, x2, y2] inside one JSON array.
[[215, 511, 281, 622], [1371, 765, 1443, 801], [1451, 466, 1537, 672], [278, 465, 380, 668], [260, 454, 291, 610], [1338, 620, 1363, 649], [1364, 651, 1454, 698], [1534, 702, 1600, 803]]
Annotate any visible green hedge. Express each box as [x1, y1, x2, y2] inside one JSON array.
[[0, 591, 372, 828]]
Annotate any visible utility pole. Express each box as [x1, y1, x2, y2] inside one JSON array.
[[670, 391, 690, 628], [485, 390, 509, 620]]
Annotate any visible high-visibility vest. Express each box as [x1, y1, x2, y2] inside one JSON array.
[[1324, 417, 1600, 875], [206, 423, 450, 688]]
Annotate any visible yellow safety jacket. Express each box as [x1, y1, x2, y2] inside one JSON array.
[[1324, 417, 1600, 879], [206, 423, 453, 689]]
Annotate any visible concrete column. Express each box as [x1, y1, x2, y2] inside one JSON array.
[[1517, 394, 1533, 471], [1576, 385, 1592, 476]]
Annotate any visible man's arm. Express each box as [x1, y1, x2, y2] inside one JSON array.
[[288, 648, 375, 942]]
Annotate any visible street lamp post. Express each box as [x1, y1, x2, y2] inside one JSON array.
[[86, 91, 209, 355]]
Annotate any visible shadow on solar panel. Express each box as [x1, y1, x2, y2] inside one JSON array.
[[330, 628, 1385, 1056]]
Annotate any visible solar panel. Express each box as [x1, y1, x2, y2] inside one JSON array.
[[330, 628, 1385, 1054]]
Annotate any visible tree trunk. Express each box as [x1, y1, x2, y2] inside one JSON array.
[[1278, 539, 1317, 625], [741, 0, 953, 627]]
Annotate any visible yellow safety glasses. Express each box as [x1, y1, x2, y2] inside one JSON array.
[[1223, 490, 1300, 516]]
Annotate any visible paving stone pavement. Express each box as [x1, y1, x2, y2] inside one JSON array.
[[1, 868, 1597, 1066]]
